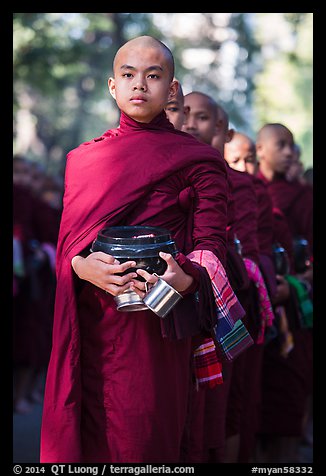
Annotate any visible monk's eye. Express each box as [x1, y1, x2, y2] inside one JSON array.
[[277, 140, 286, 149], [122, 73, 133, 78], [166, 107, 179, 113], [148, 74, 160, 79], [198, 115, 209, 121]]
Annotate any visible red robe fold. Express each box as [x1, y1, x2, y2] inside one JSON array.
[[256, 171, 313, 254], [40, 111, 228, 463], [256, 168, 313, 438], [227, 167, 259, 264], [250, 175, 274, 258], [188, 167, 261, 463]]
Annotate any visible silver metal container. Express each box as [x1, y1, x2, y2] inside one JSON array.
[[143, 278, 182, 318], [114, 290, 148, 312]]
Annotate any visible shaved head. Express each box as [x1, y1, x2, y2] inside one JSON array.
[[216, 105, 229, 133], [256, 123, 294, 178], [184, 91, 219, 119], [256, 123, 292, 142], [224, 131, 257, 174], [109, 35, 178, 123], [182, 91, 220, 145], [231, 131, 255, 149], [113, 35, 175, 80]]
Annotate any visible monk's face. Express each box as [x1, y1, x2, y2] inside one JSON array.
[[224, 136, 257, 175], [256, 127, 294, 174], [286, 147, 304, 182], [165, 89, 189, 131], [109, 44, 177, 123], [182, 94, 218, 145]]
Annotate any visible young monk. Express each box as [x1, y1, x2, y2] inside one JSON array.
[[257, 124, 313, 252], [40, 36, 236, 463], [223, 130, 294, 300], [181, 91, 262, 463], [223, 130, 258, 175], [224, 132, 275, 264], [164, 79, 189, 130], [224, 131, 289, 463], [211, 108, 278, 464], [255, 123, 313, 463]]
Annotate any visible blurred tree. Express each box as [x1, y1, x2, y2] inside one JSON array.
[[13, 13, 312, 174], [252, 13, 313, 167], [150, 13, 260, 136], [13, 13, 165, 175]]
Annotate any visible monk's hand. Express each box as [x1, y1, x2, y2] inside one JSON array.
[[71, 252, 138, 296], [130, 251, 193, 298]]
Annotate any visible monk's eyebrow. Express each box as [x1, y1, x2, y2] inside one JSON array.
[[145, 65, 164, 73], [120, 64, 164, 73], [120, 64, 136, 71]]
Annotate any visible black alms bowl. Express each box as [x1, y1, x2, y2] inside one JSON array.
[[272, 243, 290, 276], [91, 226, 178, 280], [293, 237, 311, 274]]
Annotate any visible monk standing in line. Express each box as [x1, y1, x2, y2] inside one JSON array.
[[40, 36, 232, 463], [164, 79, 189, 130], [254, 123, 313, 463], [211, 108, 276, 464], [181, 91, 264, 463]]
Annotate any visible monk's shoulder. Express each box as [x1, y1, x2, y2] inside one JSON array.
[[172, 132, 225, 168], [66, 128, 119, 159]]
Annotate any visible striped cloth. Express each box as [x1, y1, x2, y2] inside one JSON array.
[[243, 257, 275, 344], [193, 337, 223, 389], [188, 250, 252, 362], [188, 249, 245, 328]]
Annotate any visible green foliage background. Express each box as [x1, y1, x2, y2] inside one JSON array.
[[13, 13, 313, 176]]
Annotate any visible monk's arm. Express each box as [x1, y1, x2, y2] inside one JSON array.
[[186, 160, 228, 266]]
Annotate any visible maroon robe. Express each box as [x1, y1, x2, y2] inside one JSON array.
[[40, 111, 228, 463], [250, 175, 274, 258], [272, 206, 295, 271], [256, 168, 313, 438], [236, 174, 275, 462], [256, 171, 313, 255], [227, 167, 259, 264], [186, 167, 261, 463], [224, 169, 264, 462]]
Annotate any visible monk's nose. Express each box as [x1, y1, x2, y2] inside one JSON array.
[[184, 115, 197, 130], [133, 79, 147, 91], [237, 161, 247, 172]]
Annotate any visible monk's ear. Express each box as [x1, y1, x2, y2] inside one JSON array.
[[226, 128, 235, 144], [168, 79, 179, 101], [108, 77, 116, 100]]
